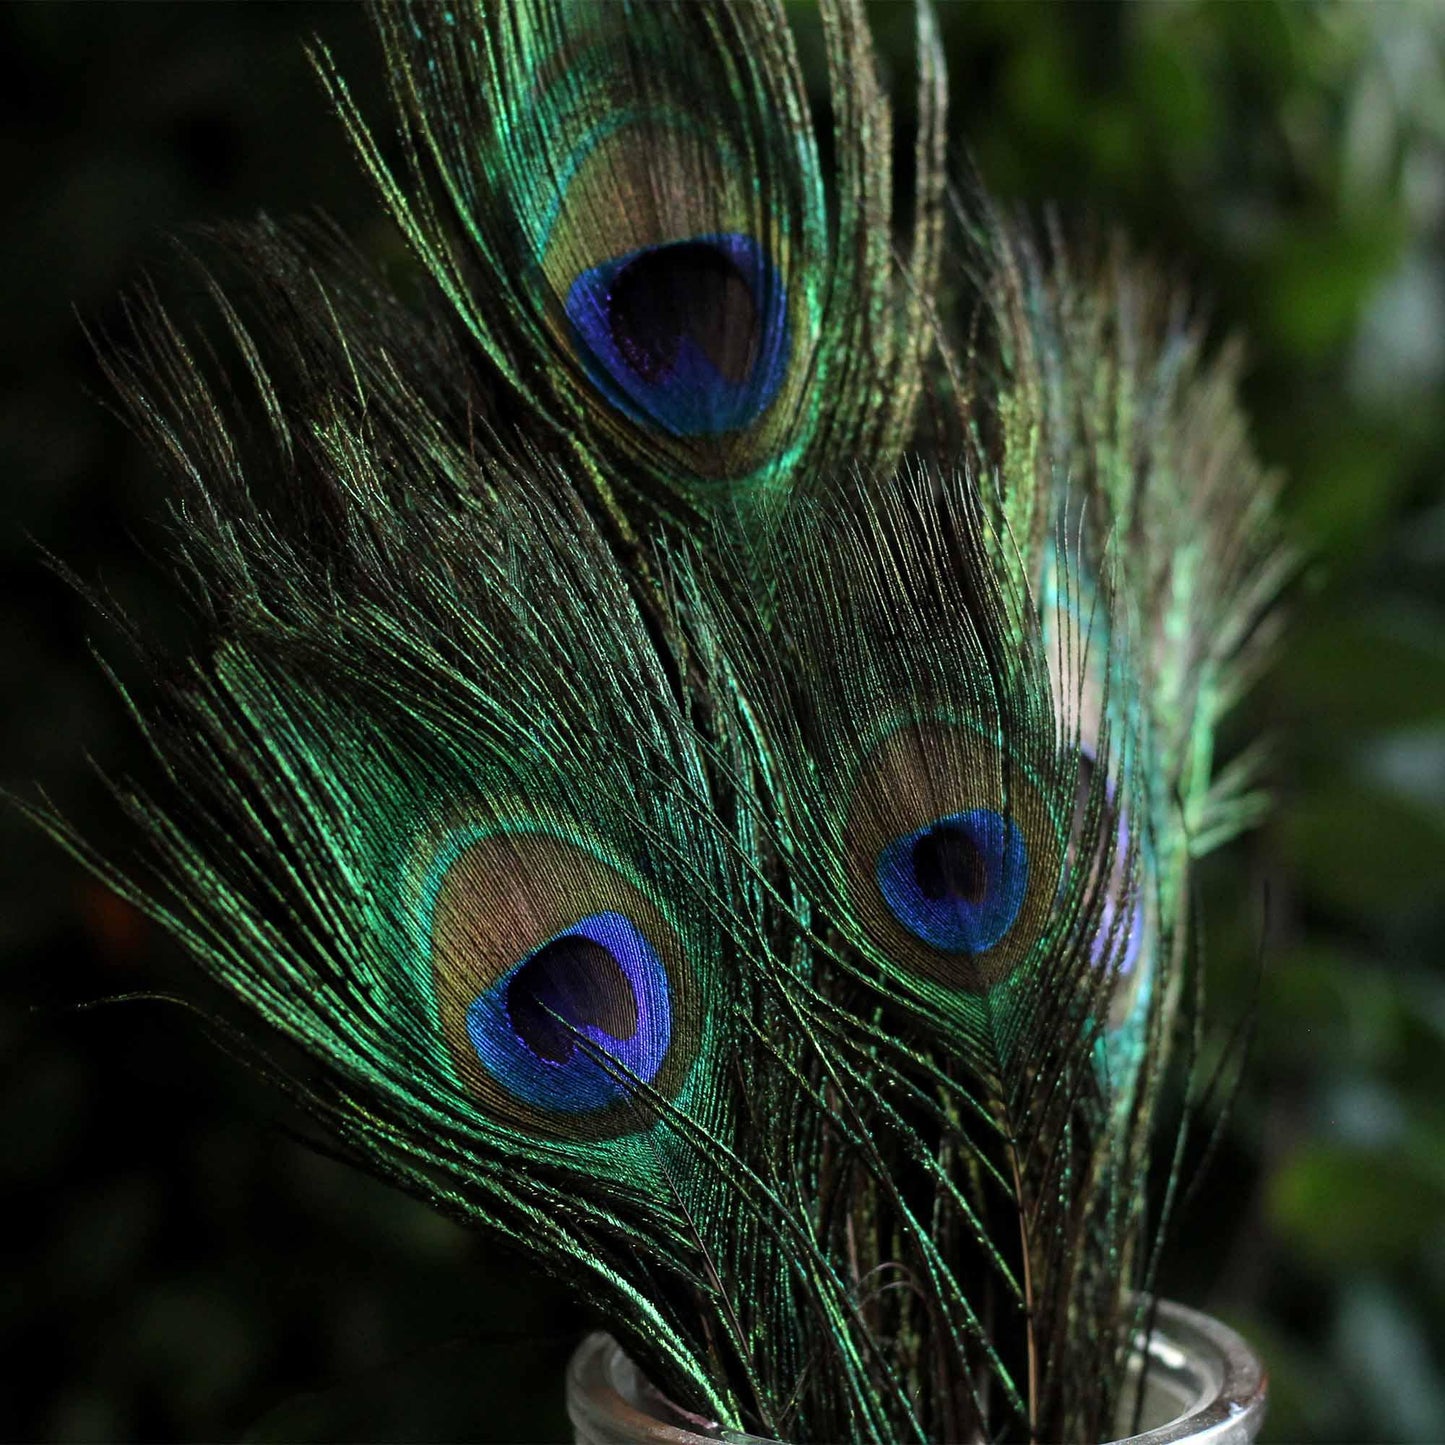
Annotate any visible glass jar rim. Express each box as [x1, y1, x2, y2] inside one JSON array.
[[565, 1296, 1267, 1444]]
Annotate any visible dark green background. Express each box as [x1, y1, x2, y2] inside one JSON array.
[[4, 3, 1443, 1440]]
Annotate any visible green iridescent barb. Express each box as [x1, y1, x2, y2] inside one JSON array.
[[30, 1, 1283, 1439]]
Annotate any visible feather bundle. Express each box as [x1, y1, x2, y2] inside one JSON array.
[[30, 2, 1282, 1440]]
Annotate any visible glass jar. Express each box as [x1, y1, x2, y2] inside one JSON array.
[[566, 1298, 1266, 1444]]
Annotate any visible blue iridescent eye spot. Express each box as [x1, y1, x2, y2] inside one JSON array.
[[1092, 809, 1147, 984], [1096, 891, 1146, 981], [875, 809, 1029, 954], [1070, 747, 1146, 983], [465, 911, 671, 1112], [564, 232, 789, 438]]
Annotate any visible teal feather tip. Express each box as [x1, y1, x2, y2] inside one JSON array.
[[30, 1, 1285, 1440]]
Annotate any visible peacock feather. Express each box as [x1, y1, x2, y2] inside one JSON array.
[[26, 1, 1283, 1440], [322, 0, 945, 522]]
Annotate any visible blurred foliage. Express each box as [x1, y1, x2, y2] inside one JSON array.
[[3, 2, 1444, 1441]]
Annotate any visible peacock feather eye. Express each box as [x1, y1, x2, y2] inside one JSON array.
[[423, 828, 696, 1139], [875, 809, 1029, 955], [465, 910, 671, 1113], [564, 233, 789, 438], [845, 721, 1065, 993], [1040, 570, 1156, 1030], [528, 96, 816, 482]]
